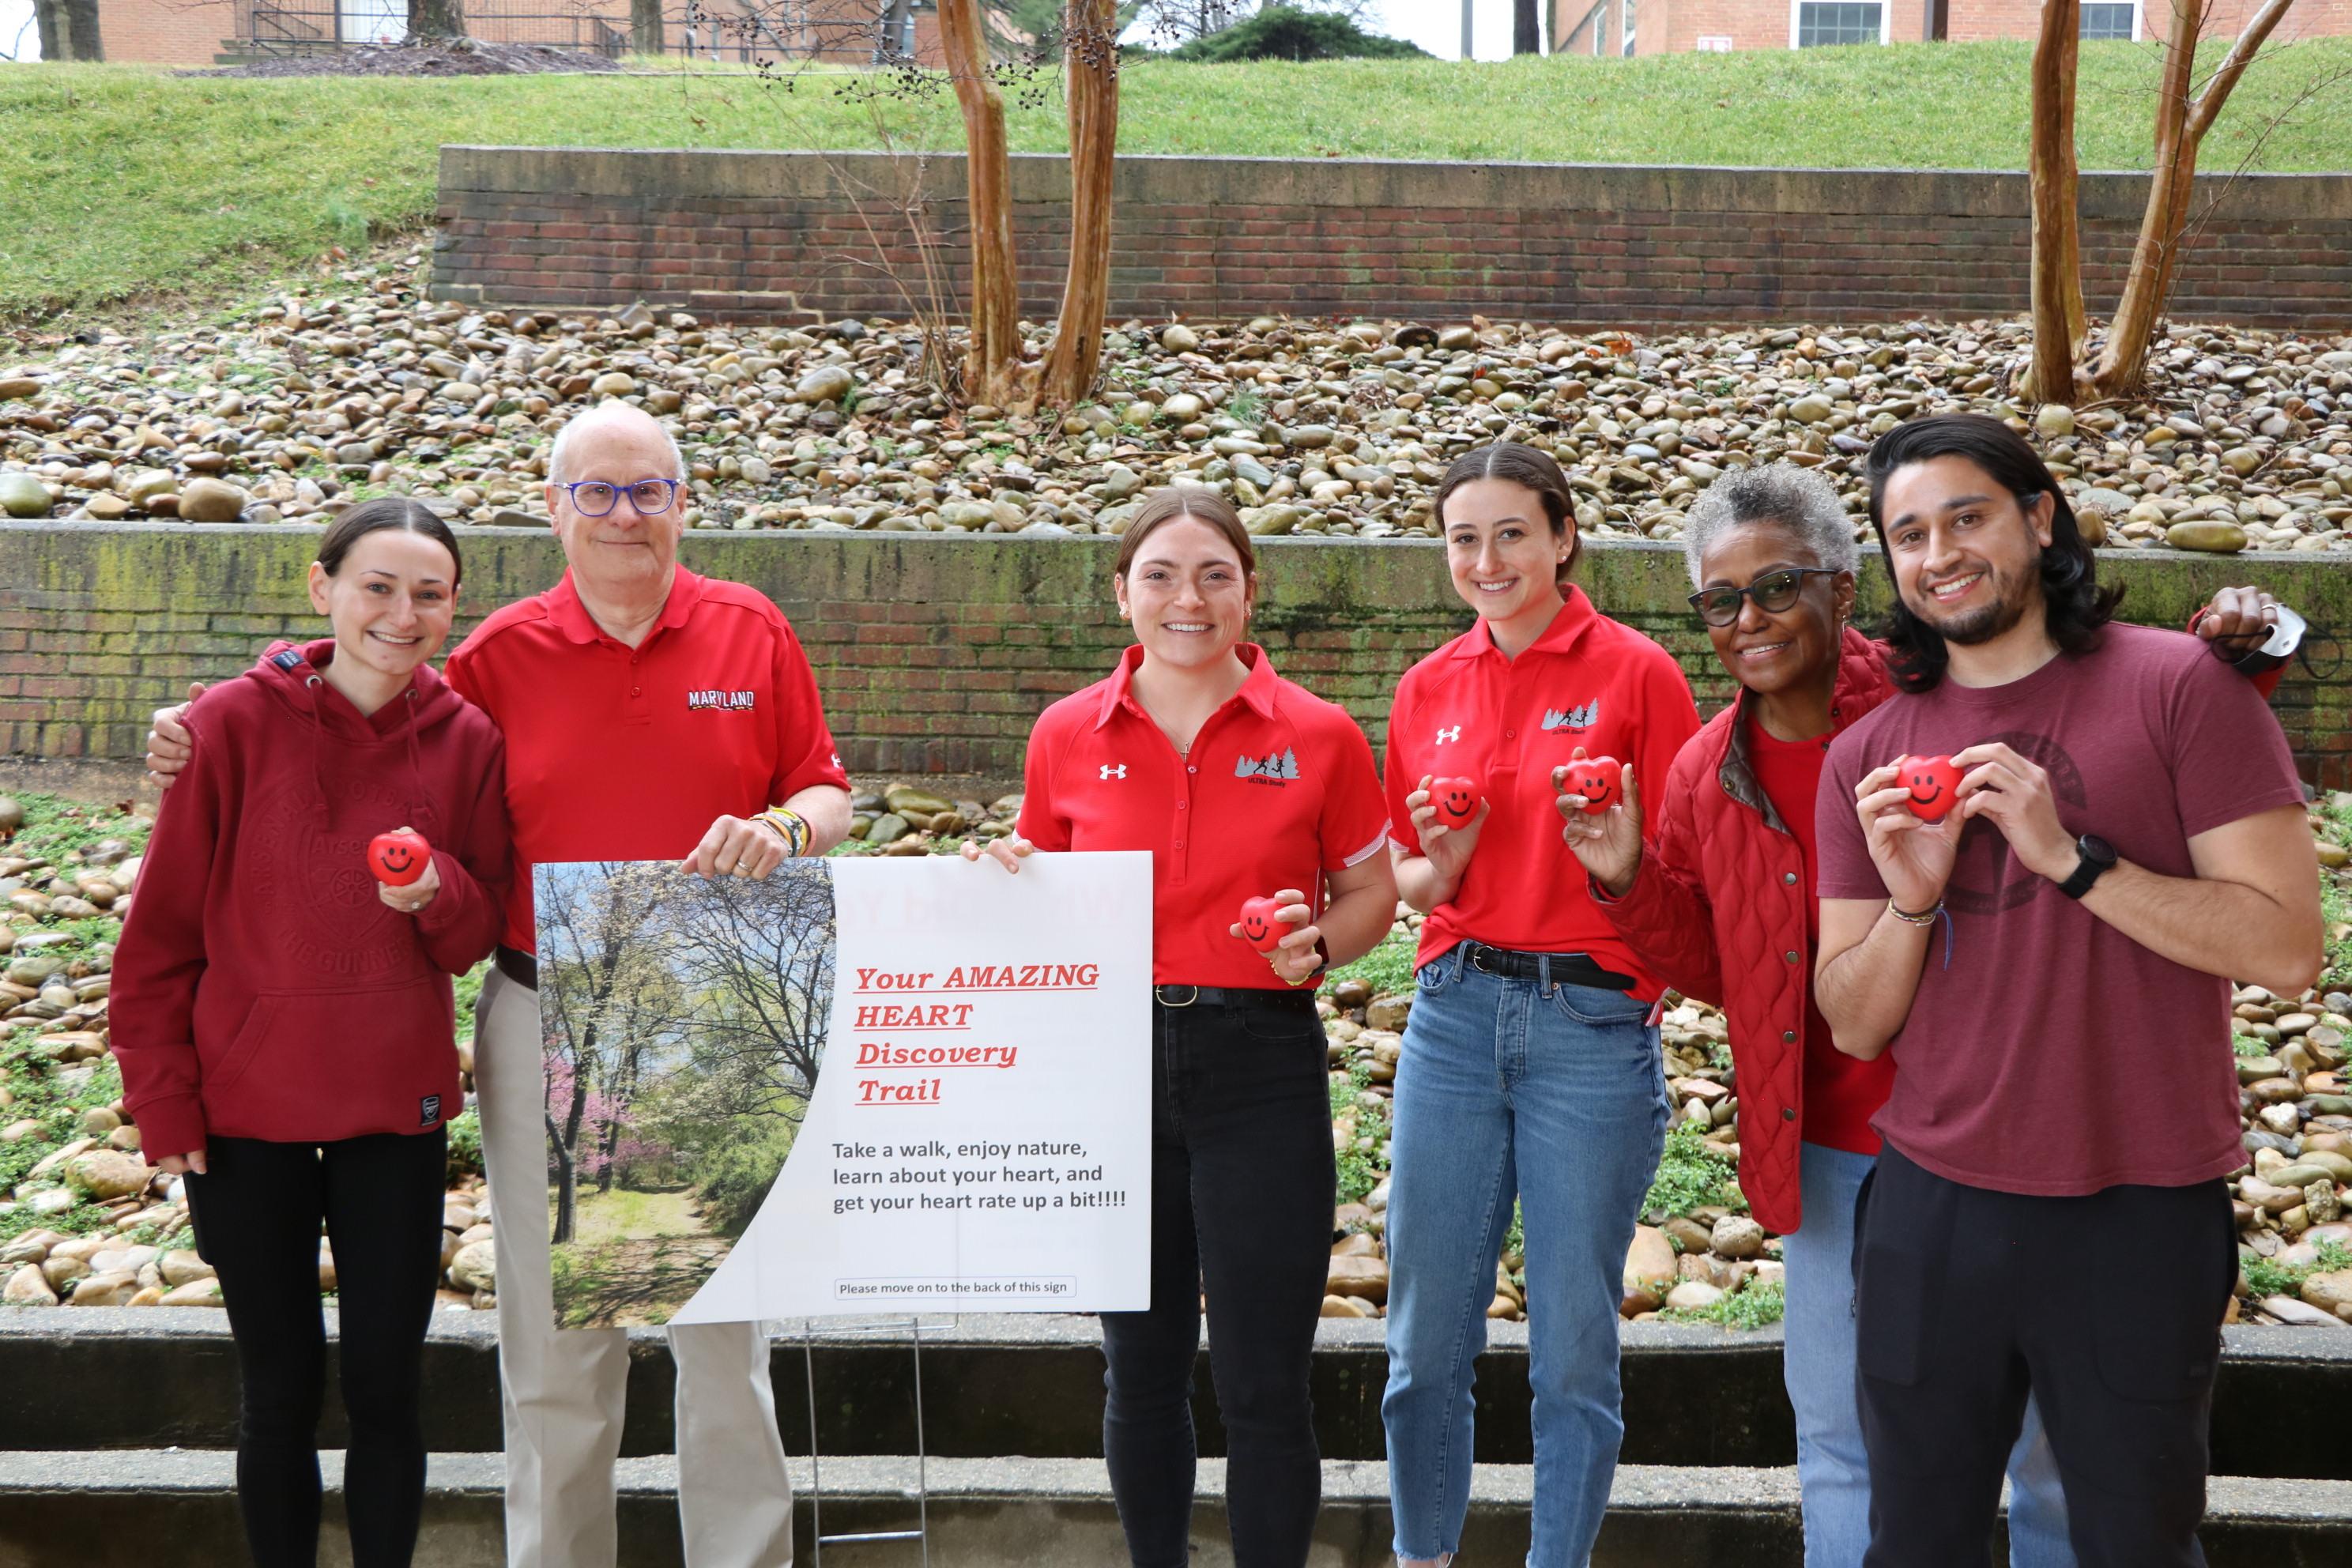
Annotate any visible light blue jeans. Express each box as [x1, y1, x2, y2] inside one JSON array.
[[1380, 945, 1672, 1567], [1783, 1140, 2075, 1568]]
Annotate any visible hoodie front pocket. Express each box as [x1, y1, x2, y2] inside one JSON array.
[[209, 981, 456, 1136], [202, 996, 284, 1097]]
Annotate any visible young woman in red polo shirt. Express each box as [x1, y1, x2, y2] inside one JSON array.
[[964, 487, 1396, 1568], [113, 500, 511, 1568], [1378, 442, 1700, 1568]]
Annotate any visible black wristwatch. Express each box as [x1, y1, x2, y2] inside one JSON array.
[[2056, 834, 2116, 900]]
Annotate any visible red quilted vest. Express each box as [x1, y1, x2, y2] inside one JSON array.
[[1593, 628, 1893, 1234]]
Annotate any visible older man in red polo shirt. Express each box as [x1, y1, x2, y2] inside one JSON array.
[[148, 400, 852, 1568]]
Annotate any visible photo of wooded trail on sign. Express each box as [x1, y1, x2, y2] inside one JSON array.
[[534, 858, 839, 1329], [533, 854, 1154, 1331]]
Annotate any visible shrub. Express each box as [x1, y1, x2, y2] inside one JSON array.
[[695, 1122, 800, 1238], [1169, 7, 1429, 63]]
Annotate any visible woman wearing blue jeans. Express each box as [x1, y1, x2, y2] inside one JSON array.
[[1378, 444, 1701, 1566]]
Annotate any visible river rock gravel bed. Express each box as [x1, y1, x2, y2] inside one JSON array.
[[5, 253, 2350, 555]]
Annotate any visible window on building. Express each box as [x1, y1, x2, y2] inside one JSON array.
[[1621, 0, 1637, 56], [2079, 2, 2136, 40], [1793, 1, 1884, 47]]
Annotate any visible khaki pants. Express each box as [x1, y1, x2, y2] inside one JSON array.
[[475, 966, 796, 1568]]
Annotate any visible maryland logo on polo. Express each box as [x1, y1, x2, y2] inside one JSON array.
[[1234, 748, 1300, 785], [1541, 701, 1600, 733], [688, 688, 757, 711]]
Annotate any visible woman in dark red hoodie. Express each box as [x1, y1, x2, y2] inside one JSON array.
[[114, 499, 510, 1568]]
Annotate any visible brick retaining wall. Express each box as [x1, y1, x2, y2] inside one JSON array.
[[428, 148, 2352, 330], [2, 526, 2346, 790]]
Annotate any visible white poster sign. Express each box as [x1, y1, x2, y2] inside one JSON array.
[[534, 853, 1152, 1328]]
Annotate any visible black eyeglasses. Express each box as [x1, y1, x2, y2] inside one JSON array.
[[1687, 567, 1840, 627], [563, 479, 680, 518]]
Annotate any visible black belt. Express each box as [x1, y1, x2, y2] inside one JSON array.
[[495, 944, 538, 992], [1457, 941, 1635, 992], [1153, 984, 1317, 1010]]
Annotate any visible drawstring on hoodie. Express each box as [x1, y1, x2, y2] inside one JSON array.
[[401, 688, 427, 827], [303, 673, 332, 822], [299, 667, 432, 834]]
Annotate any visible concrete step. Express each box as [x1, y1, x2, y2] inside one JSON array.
[[5, 1310, 2346, 1479], [0, 1310, 1791, 1468], [2, 1450, 2346, 1566]]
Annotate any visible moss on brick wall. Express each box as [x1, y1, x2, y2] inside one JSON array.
[[2, 524, 2345, 786]]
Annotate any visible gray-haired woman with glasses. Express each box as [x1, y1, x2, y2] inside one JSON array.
[[1559, 459, 2284, 1568]]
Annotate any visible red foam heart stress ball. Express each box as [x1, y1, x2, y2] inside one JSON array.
[[1897, 756, 1964, 823], [1560, 756, 1624, 814], [1430, 776, 1484, 831], [368, 829, 432, 888], [1235, 895, 1287, 953]]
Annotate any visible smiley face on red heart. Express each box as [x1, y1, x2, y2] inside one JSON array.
[[1235, 895, 1287, 953], [1897, 755, 1963, 822], [1559, 756, 1623, 814], [368, 829, 432, 888], [1430, 776, 1484, 831]]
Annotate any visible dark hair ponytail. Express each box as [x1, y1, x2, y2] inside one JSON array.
[[1863, 413, 2120, 693], [317, 498, 464, 587], [1434, 442, 1580, 584]]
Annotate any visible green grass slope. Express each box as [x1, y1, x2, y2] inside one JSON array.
[[2, 40, 2347, 322]]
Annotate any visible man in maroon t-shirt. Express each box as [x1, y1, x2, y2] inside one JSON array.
[[1814, 414, 2321, 1568]]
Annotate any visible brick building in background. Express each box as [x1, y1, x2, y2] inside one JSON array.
[[1551, 0, 2352, 55], [83, 0, 944, 69]]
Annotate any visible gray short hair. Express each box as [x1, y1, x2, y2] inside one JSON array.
[[548, 399, 687, 486], [1683, 462, 1857, 586]]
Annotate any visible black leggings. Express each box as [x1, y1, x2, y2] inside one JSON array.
[[187, 1129, 449, 1568], [1101, 989, 1336, 1568]]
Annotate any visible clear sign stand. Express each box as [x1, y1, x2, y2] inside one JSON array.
[[797, 1316, 936, 1566]]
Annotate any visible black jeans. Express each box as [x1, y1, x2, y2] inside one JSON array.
[[187, 1129, 449, 1568], [1101, 988, 1336, 1568], [1853, 1143, 2239, 1568]]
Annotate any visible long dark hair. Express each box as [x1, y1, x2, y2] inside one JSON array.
[[1864, 413, 2119, 693], [317, 498, 464, 587], [1434, 442, 1579, 584]]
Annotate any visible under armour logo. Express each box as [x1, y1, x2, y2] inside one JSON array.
[[1099, 764, 1128, 780], [1435, 726, 1461, 744]]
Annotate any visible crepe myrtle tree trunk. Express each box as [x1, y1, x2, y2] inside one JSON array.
[[937, 0, 1032, 409], [2018, 0, 2084, 405], [35, 0, 104, 61], [1038, 0, 1121, 407], [2022, 0, 2300, 402], [632, 0, 665, 54], [2089, 0, 2295, 399], [409, 0, 468, 40]]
